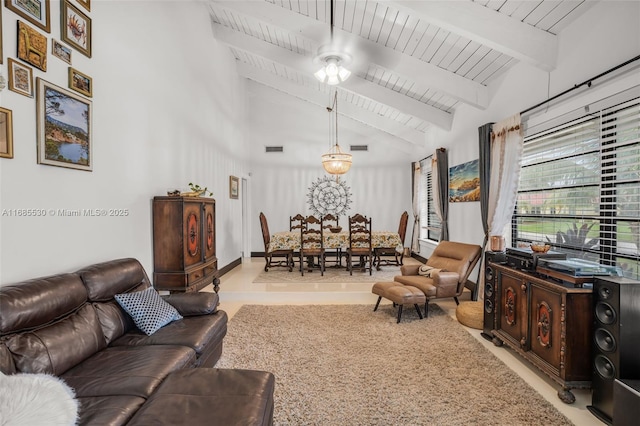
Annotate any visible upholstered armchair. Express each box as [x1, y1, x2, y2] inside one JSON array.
[[394, 241, 482, 315]]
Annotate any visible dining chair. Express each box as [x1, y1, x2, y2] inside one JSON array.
[[346, 214, 373, 275], [289, 214, 305, 270], [374, 211, 409, 270], [300, 215, 325, 276], [259, 212, 293, 272], [321, 214, 342, 267]]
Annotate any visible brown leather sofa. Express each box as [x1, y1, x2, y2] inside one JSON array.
[[394, 241, 482, 315], [0, 258, 275, 425]]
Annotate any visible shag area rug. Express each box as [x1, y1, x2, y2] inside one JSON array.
[[216, 304, 573, 426]]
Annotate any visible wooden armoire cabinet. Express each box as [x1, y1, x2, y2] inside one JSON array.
[[490, 263, 593, 403], [152, 196, 219, 293]]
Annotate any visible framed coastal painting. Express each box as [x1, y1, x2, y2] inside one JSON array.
[[52, 39, 72, 64], [36, 78, 93, 171], [0, 108, 14, 159], [449, 159, 480, 202], [17, 20, 48, 71], [8, 58, 34, 97], [61, 0, 92, 58], [229, 176, 239, 199], [68, 67, 92, 97], [5, 0, 51, 33]]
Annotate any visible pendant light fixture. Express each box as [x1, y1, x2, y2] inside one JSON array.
[[322, 92, 352, 175], [313, 0, 351, 86]]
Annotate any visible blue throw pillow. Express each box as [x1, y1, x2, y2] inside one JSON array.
[[114, 287, 183, 335]]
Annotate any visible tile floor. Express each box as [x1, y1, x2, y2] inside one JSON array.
[[203, 257, 602, 426]]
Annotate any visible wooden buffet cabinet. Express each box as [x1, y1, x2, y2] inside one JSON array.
[[152, 196, 220, 293], [490, 262, 593, 403]]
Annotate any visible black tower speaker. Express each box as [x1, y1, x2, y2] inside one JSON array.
[[588, 276, 640, 425], [481, 251, 506, 341]]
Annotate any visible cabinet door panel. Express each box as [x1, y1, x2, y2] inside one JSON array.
[[530, 283, 563, 370], [183, 202, 202, 267], [498, 271, 529, 348], [203, 202, 215, 261]]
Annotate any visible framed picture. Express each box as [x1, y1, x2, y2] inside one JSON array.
[[0, 108, 14, 159], [8, 58, 34, 97], [17, 20, 48, 71], [5, 0, 51, 33], [52, 39, 72, 64], [229, 176, 239, 199], [61, 0, 91, 58], [449, 159, 480, 202], [36, 78, 92, 171], [76, 0, 90, 11], [68, 67, 92, 97]]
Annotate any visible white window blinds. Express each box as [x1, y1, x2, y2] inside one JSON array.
[[419, 157, 441, 242], [515, 94, 640, 280]]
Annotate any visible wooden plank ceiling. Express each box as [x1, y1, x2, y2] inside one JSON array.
[[208, 0, 595, 147]]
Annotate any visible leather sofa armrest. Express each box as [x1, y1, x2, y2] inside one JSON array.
[[162, 292, 219, 316], [400, 264, 421, 276]]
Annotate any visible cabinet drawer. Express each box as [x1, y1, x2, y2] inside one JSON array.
[[187, 268, 205, 284]]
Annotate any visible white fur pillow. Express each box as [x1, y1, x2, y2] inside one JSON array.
[[418, 265, 443, 278], [0, 372, 78, 426]]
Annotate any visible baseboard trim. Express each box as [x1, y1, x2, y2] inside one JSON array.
[[219, 257, 242, 277]]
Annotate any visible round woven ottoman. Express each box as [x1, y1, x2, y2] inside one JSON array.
[[455, 301, 483, 330]]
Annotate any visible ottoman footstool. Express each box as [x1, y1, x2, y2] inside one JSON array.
[[372, 281, 426, 323], [127, 368, 276, 426]]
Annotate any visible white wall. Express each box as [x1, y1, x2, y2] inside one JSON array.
[[249, 164, 412, 253], [418, 0, 640, 258], [0, 1, 249, 284]]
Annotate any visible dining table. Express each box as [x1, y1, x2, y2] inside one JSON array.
[[268, 231, 403, 253]]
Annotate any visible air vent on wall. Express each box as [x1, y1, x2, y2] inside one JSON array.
[[265, 146, 283, 153], [350, 145, 368, 151]]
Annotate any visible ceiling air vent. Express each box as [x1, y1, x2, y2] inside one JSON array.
[[265, 146, 284, 153], [350, 145, 368, 152]]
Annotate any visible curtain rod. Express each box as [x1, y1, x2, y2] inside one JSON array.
[[520, 55, 640, 116], [416, 147, 445, 164]]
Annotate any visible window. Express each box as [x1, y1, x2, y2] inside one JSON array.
[[419, 157, 441, 242], [514, 94, 640, 280]]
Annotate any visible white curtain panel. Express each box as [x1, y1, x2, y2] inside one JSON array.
[[411, 162, 420, 253], [431, 155, 444, 227], [480, 114, 524, 299]]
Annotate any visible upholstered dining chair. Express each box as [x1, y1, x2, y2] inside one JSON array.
[[346, 214, 373, 275], [393, 241, 482, 316], [259, 212, 293, 272], [300, 215, 325, 276], [374, 211, 409, 270]]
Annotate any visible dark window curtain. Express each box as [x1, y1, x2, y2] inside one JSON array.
[[473, 122, 494, 300], [435, 148, 449, 241], [410, 162, 420, 253]]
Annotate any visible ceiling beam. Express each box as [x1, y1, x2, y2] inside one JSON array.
[[388, 0, 558, 72], [237, 62, 426, 148], [213, 23, 453, 130], [210, 0, 489, 109]]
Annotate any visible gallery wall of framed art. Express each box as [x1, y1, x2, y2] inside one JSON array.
[[1, 0, 93, 168]]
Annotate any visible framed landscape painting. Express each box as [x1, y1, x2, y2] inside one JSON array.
[[61, 0, 92, 58], [449, 159, 480, 202], [52, 39, 72, 64], [5, 0, 51, 33], [68, 67, 92, 97], [0, 108, 14, 159], [36, 78, 93, 171]]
